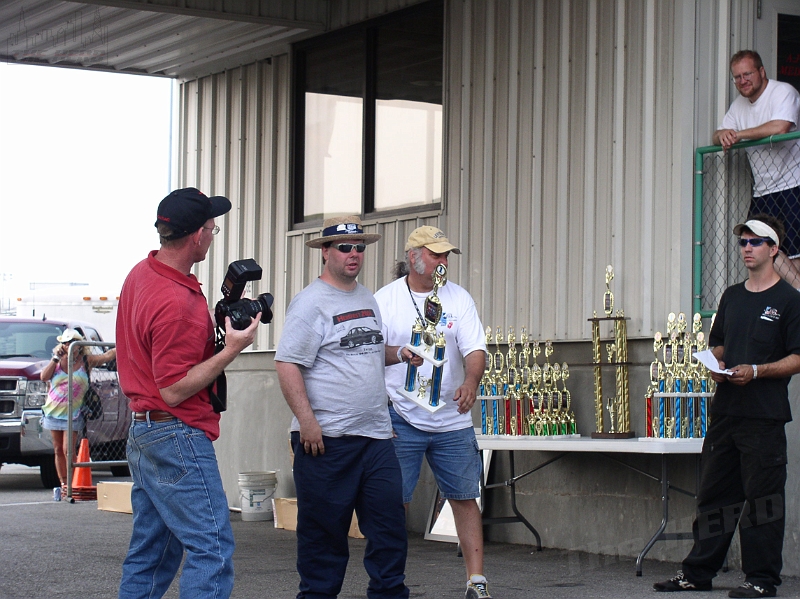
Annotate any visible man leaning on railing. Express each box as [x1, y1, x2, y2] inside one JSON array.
[[712, 50, 800, 289]]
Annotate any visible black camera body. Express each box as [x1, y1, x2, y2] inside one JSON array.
[[210, 259, 274, 414], [214, 259, 274, 331]]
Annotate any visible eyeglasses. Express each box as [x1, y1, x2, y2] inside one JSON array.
[[203, 225, 220, 235], [738, 237, 772, 247], [732, 70, 757, 83], [333, 243, 366, 253]]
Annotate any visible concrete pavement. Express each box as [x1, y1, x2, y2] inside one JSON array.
[[2, 464, 799, 598]]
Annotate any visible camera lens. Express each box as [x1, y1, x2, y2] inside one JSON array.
[[247, 293, 274, 324]]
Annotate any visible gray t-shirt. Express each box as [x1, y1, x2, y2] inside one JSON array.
[[276, 278, 391, 438]]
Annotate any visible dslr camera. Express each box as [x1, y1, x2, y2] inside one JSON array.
[[210, 259, 273, 414], [214, 259, 274, 331]]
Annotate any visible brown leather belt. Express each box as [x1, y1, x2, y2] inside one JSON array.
[[132, 410, 175, 423]]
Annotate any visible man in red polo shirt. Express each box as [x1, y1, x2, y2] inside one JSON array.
[[117, 188, 260, 599]]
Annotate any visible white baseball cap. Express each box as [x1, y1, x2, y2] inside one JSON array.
[[733, 219, 780, 247]]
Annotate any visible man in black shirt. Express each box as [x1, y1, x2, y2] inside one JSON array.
[[654, 215, 800, 598]]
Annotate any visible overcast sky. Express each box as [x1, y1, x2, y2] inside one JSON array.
[[0, 63, 173, 304]]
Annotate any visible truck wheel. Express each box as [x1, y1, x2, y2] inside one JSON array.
[[111, 465, 130, 477], [39, 459, 60, 488]]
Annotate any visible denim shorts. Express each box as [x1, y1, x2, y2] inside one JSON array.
[[389, 406, 481, 503], [41, 414, 84, 431]]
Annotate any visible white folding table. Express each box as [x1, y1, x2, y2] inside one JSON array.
[[476, 435, 704, 575]]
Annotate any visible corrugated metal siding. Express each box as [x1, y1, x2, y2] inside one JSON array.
[[178, 0, 716, 349], [443, 0, 696, 342], [178, 57, 290, 351]]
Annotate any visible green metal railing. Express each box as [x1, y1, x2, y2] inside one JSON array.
[[693, 131, 800, 316]]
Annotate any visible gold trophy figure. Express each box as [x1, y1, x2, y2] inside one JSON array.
[[544, 340, 554, 367], [692, 313, 702, 335], [604, 265, 615, 316], [665, 416, 675, 439], [398, 264, 449, 412], [606, 398, 618, 434], [677, 312, 687, 334]]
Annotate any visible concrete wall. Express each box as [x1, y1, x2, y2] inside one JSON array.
[[216, 351, 297, 503]]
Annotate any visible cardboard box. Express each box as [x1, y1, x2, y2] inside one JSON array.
[[272, 497, 363, 539], [273, 497, 297, 530], [97, 481, 133, 514]]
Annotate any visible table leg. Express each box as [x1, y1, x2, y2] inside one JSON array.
[[636, 454, 670, 575], [481, 451, 543, 551]]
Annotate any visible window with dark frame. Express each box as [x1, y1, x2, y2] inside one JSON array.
[[777, 13, 800, 93], [292, 1, 444, 225]]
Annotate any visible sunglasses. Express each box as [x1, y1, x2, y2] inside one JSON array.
[[333, 243, 366, 253], [738, 237, 772, 247]]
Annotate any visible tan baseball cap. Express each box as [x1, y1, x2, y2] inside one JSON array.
[[405, 226, 461, 254]]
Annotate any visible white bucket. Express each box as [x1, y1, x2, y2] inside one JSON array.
[[238, 471, 277, 522]]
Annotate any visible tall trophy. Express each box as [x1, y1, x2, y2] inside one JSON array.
[[589, 265, 634, 438], [398, 264, 449, 413]]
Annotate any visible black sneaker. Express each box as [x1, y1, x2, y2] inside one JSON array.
[[728, 582, 777, 598], [465, 576, 492, 599], [653, 571, 712, 592]]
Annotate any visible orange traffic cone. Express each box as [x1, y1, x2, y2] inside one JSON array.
[[71, 438, 97, 501]]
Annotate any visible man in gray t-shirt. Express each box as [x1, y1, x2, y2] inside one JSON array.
[[276, 215, 409, 599]]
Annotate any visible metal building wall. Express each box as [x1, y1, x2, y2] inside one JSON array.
[[178, 56, 291, 351], [173, 0, 800, 571], [442, 0, 697, 342], [178, 0, 701, 349]]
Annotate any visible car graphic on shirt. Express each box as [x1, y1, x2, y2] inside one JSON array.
[[339, 327, 384, 348]]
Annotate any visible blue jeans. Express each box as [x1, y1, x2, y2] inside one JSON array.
[[389, 406, 481, 504], [291, 432, 409, 599], [119, 418, 234, 599]]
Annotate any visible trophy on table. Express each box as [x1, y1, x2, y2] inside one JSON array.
[[589, 265, 634, 438], [398, 264, 449, 412], [645, 311, 714, 439]]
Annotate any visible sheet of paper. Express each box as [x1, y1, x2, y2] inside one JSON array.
[[693, 349, 733, 375]]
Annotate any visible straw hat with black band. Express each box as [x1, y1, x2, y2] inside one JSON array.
[[305, 215, 381, 248]]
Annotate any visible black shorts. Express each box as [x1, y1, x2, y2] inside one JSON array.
[[750, 185, 800, 258]]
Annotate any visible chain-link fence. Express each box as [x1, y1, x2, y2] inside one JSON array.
[[694, 131, 800, 316]]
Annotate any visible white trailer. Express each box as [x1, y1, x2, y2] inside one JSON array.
[[14, 293, 119, 341]]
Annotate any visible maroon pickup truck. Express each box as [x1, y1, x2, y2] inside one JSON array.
[[0, 317, 130, 487]]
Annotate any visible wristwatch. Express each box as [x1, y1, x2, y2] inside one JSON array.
[[752, 364, 758, 380], [51, 357, 59, 363], [396, 347, 404, 363]]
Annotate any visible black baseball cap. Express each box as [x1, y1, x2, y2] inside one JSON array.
[[155, 187, 232, 240]]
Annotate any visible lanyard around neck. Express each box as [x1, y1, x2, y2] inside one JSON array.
[[405, 276, 426, 323]]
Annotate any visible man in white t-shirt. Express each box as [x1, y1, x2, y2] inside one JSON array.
[[375, 226, 490, 599], [713, 49, 800, 287]]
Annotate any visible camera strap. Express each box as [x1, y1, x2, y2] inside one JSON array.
[[209, 327, 227, 413], [209, 372, 227, 413]]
